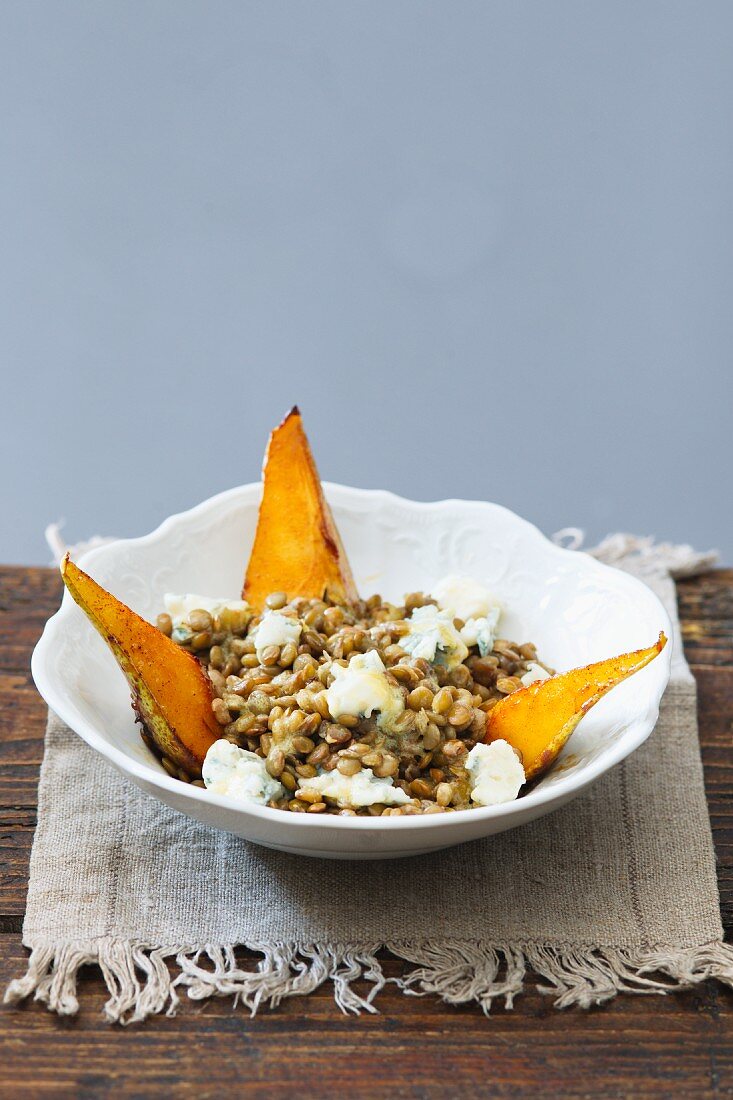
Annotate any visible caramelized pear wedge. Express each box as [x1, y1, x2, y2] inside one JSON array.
[[485, 633, 668, 782], [61, 555, 220, 777], [242, 406, 359, 609]]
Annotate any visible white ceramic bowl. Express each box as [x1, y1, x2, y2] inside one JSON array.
[[32, 484, 672, 860]]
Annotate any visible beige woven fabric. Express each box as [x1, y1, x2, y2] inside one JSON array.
[[6, 545, 733, 1022]]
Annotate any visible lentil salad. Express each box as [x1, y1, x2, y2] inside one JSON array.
[[150, 582, 553, 816]]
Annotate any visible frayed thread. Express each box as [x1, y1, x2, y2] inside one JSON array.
[[5, 939, 733, 1024], [552, 529, 719, 578]]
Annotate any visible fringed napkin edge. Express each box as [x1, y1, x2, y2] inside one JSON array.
[[6, 937, 733, 1024]]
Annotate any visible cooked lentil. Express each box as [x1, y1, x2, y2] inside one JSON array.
[[150, 591, 553, 814]]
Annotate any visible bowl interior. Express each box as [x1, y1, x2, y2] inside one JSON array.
[[34, 483, 672, 826]]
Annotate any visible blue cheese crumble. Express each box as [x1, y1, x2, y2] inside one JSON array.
[[431, 574, 503, 657], [466, 740, 526, 806], [326, 650, 404, 728], [202, 739, 285, 805], [297, 767, 410, 808], [520, 661, 551, 687], [254, 610, 302, 661], [402, 605, 469, 669], [432, 574, 498, 621], [459, 607, 502, 657]]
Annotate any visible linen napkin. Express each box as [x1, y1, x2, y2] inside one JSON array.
[[6, 536, 733, 1023]]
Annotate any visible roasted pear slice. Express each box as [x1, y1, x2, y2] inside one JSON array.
[[61, 555, 220, 777], [485, 633, 668, 781], [242, 406, 359, 609]]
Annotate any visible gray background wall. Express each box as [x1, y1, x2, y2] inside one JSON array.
[[2, 1, 731, 565]]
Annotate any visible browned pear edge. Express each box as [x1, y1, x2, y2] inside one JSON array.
[[60, 554, 220, 777], [485, 631, 668, 782]]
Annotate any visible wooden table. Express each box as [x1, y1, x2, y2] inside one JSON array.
[[1, 566, 731, 1099]]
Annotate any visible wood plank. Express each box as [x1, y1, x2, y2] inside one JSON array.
[[678, 569, 733, 667], [0, 568, 57, 917], [0, 808, 35, 922]]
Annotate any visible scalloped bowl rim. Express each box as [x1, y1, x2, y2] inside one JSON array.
[[31, 482, 673, 835]]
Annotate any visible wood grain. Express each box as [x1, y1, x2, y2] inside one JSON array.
[[0, 564, 731, 1099]]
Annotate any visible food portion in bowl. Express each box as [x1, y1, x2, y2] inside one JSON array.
[[60, 408, 666, 819], [162, 578, 543, 814]]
